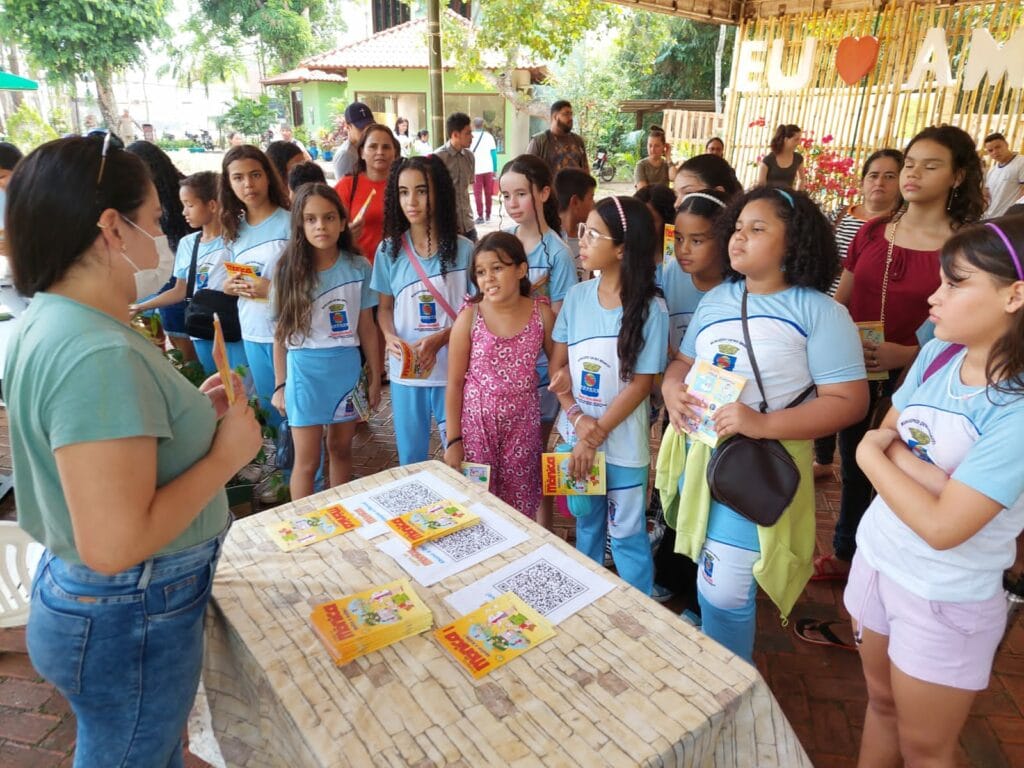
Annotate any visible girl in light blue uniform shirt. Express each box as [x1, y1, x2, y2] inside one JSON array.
[[372, 156, 472, 465], [849, 218, 1024, 767], [220, 146, 291, 427], [549, 196, 669, 594]]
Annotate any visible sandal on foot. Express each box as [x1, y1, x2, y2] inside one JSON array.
[[794, 618, 856, 651], [811, 553, 850, 582]]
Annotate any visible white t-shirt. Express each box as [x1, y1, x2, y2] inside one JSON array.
[[173, 232, 229, 293], [984, 154, 1024, 219], [680, 281, 865, 412], [553, 278, 669, 467], [857, 342, 1024, 602], [370, 235, 473, 386], [285, 252, 378, 350], [228, 207, 290, 344], [470, 130, 497, 175]]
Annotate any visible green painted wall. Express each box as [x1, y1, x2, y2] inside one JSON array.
[[299, 68, 520, 166]]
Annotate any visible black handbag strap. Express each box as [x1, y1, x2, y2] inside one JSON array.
[[185, 234, 202, 301], [740, 288, 815, 414]]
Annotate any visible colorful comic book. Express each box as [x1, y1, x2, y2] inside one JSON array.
[[265, 504, 362, 552], [435, 592, 555, 679], [663, 223, 676, 265], [540, 451, 606, 496], [223, 261, 267, 302], [384, 499, 480, 547], [683, 359, 747, 448], [856, 321, 888, 381], [310, 579, 432, 665], [398, 339, 434, 379], [460, 462, 491, 489]]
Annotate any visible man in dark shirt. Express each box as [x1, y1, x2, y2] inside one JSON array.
[[526, 100, 589, 175]]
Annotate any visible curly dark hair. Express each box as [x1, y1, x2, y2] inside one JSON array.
[[382, 155, 459, 275], [940, 216, 1024, 398], [904, 125, 985, 227], [219, 145, 290, 242], [126, 140, 192, 251], [634, 184, 676, 231], [716, 187, 839, 292], [275, 183, 357, 346], [593, 196, 659, 381]]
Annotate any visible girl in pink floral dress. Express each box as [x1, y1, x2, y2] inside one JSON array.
[[445, 232, 555, 518]]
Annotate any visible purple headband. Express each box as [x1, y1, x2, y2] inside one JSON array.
[[985, 222, 1023, 281], [609, 196, 628, 234]]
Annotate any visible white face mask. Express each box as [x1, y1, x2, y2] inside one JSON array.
[[120, 216, 174, 300]]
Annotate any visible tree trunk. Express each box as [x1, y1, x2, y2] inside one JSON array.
[[714, 25, 727, 114], [6, 45, 24, 111], [479, 69, 549, 119], [94, 67, 119, 131]]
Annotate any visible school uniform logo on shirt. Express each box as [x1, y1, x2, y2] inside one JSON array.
[[196, 266, 210, 290], [608, 496, 618, 527], [417, 293, 439, 329], [328, 301, 351, 337], [904, 419, 936, 464], [713, 342, 740, 371], [580, 361, 602, 400], [701, 548, 717, 584]]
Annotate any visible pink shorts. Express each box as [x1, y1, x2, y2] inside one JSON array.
[[843, 552, 1007, 691]]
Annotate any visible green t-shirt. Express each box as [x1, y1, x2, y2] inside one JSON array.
[[4, 293, 230, 564]]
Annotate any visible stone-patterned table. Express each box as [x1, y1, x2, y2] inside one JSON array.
[[203, 460, 810, 767]]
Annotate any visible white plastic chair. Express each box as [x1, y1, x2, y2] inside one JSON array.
[[0, 521, 42, 628]]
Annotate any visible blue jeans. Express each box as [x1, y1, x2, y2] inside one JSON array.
[[26, 526, 229, 768]]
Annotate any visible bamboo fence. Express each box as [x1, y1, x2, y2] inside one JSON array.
[[716, 1, 1024, 189]]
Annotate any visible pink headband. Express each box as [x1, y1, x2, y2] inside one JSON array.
[[610, 196, 627, 234], [985, 222, 1023, 281]]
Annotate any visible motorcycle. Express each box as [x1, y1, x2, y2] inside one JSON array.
[[593, 148, 616, 183], [184, 129, 215, 151]]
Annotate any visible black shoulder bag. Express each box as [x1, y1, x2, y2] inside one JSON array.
[[705, 289, 815, 527], [182, 237, 242, 342]]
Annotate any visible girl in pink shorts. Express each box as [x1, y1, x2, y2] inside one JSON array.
[[849, 216, 1024, 767]]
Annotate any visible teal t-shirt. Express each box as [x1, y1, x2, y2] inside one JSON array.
[[4, 293, 230, 565]]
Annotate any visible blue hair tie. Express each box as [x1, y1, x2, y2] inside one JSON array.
[[774, 188, 795, 208]]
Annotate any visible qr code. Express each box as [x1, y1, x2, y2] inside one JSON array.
[[432, 523, 506, 562], [368, 480, 444, 516], [494, 559, 587, 617]]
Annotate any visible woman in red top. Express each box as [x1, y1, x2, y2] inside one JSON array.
[[814, 125, 985, 582], [334, 123, 399, 263]]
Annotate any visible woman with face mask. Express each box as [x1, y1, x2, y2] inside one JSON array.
[[2, 135, 263, 767]]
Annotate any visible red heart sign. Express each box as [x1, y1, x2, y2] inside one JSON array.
[[836, 36, 880, 85]]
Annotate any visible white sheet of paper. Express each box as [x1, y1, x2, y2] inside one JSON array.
[[376, 503, 530, 587], [344, 471, 469, 539], [444, 543, 615, 625]]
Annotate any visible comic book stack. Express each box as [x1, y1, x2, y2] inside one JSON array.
[[384, 499, 481, 547], [309, 579, 432, 665]]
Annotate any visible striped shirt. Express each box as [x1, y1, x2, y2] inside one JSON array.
[[827, 206, 870, 297]]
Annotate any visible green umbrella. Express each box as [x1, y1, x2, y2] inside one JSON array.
[[0, 70, 38, 91]]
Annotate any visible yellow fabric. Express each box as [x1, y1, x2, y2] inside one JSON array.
[[667, 436, 816, 621], [654, 424, 688, 529]]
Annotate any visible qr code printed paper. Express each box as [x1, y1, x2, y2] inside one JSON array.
[[432, 523, 506, 562], [445, 543, 614, 625], [369, 480, 444, 516], [494, 559, 587, 617], [350, 471, 467, 539]]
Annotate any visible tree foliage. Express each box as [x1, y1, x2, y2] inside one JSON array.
[[222, 94, 277, 138], [198, 0, 329, 69], [159, 11, 249, 94], [1, 0, 169, 127]]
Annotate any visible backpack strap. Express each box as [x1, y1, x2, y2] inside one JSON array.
[[185, 234, 202, 300], [922, 343, 965, 382]]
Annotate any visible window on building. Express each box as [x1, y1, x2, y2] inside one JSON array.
[[290, 90, 304, 127], [372, 0, 410, 33], [444, 94, 506, 153], [448, 0, 471, 19], [355, 92, 428, 136]]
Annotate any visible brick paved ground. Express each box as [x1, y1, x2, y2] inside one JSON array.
[[2, 384, 1022, 766]]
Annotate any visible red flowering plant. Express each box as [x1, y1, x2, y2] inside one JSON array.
[[797, 132, 860, 212]]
